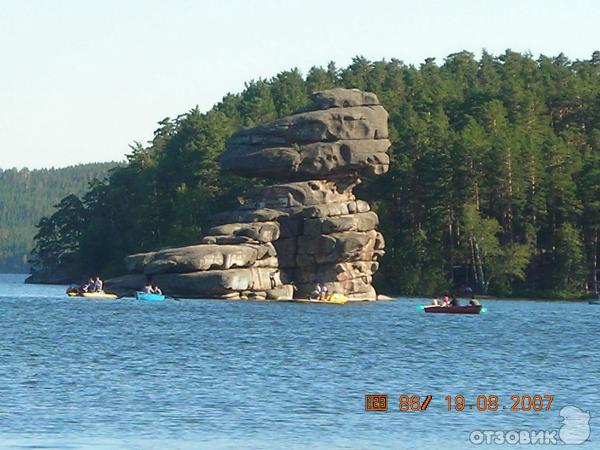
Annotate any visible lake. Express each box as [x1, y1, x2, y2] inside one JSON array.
[[0, 274, 597, 449]]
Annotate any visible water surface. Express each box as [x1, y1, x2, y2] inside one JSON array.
[[0, 274, 597, 448]]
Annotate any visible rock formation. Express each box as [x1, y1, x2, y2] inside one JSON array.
[[108, 88, 389, 300]]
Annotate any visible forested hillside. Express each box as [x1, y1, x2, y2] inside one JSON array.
[[31, 51, 599, 297], [0, 163, 119, 272]]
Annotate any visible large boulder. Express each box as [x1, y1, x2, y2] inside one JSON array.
[[144, 244, 262, 275], [226, 105, 388, 148], [296, 230, 379, 265], [124, 251, 155, 273], [300, 199, 371, 219], [303, 211, 379, 235], [266, 284, 294, 300], [219, 88, 389, 181], [152, 268, 282, 297], [205, 221, 280, 243], [210, 208, 289, 226], [345, 285, 377, 301], [251, 256, 279, 268], [241, 242, 277, 259], [244, 180, 356, 209], [200, 235, 256, 245], [221, 139, 390, 179], [294, 261, 379, 284]]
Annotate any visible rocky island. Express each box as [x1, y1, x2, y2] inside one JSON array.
[[107, 88, 390, 300]]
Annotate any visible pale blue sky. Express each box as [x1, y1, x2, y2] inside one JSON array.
[[1, 0, 598, 169]]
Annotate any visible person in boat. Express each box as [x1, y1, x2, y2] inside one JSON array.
[[432, 296, 440, 306], [310, 283, 323, 300], [441, 295, 450, 306], [151, 284, 163, 295], [94, 276, 104, 293], [83, 277, 95, 292], [143, 283, 153, 294], [450, 295, 460, 307], [320, 284, 329, 301], [469, 298, 481, 306]]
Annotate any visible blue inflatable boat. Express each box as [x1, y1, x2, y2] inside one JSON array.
[[135, 291, 166, 301]]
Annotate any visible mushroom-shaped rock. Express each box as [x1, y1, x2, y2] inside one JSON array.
[[219, 88, 389, 180], [114, 88, 388, 301]]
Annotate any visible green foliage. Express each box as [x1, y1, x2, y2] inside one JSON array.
[[0, 163, 118, 272], [29, 51, 600, 297], [552, 223, 586, 294], [30, 194, 85, 271]]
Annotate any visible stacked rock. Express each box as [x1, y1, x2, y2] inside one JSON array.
[[220, 88, 389, 180], [108, 88, 389, 300], [110, 216, 287, 300]]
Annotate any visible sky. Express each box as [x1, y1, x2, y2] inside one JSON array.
[[1, 0, 599, 169]]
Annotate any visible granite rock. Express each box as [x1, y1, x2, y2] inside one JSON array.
[[221, 139, 390, 179], [115, 88, 388, 301], [226, 105, 388, 148], [144, 244, 260, 275]]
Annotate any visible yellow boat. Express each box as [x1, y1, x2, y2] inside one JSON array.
[[67, 291, 119, 300], [290, 293, 349, 304], [328, 293, 349, 304]]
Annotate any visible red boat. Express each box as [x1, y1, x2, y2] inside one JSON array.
[[423, 305, 482, 315]]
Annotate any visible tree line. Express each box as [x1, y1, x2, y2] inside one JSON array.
[[30, 51, 599, 298], [0, 163, 118, 272]]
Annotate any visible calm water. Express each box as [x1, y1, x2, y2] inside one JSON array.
[[0, 274, 598, 449]]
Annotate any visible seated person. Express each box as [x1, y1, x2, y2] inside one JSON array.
[[143, 284, 153, 294], [151, 285, 163, 295], [450, 295, 460, 306], [310, 283, 323, 300], [94, 276, 104, 293], [86, 278, 96, 292]]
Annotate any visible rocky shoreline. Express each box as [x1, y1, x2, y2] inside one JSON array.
[[25, 267, 77, 285]]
